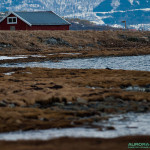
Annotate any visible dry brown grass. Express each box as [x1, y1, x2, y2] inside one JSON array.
[[0, 68, 150, 105], [0, 68, 150, 132], [0, 30, 149, 56], [0, 136, 150, 150]]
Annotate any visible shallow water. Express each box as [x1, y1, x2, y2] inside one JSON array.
[[0, 56, 27, 60], [0, 113, 150, 141], [3, 72, 15, 75], [124, 86, 150, 92], [0, 55, 46, 60], [0, 55, 150, 71]]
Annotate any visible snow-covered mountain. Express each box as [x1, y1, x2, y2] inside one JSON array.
[[0, 0, 150, 30], [94, 0, 150, 12]]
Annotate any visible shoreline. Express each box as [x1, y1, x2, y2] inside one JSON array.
[[0, 52, 150, 65]]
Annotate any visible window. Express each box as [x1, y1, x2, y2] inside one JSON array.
[[7, 17, 17, 24]]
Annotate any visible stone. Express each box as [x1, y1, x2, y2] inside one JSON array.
[[47, 38, 58, 45], [0, 100, 8, 107], [49, 85, 63, 90], [77, 97, 87, 104], [44, 37, 71, 46], [0, 42, 12, 48], [106, 67, 112, 70], [8, 103, 16, 108], [67, 102, 73, 105]]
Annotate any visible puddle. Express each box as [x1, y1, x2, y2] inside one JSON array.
[[0, 55, 150, 71], [29, 55, 46, 58], [86, 86, 103, 90], [16, 55, 46, 58], [48, 54, 55, 56], [94, 113, 150, 137], [3, 72, 15, 75], [21, 72, 32, 74], [0, 113, 150, 141], [48, 53, 81, 55], [0, 55, 46, 60], [0, 56, 27, 60], [59, 53, 81, 55], [86, 85, 150, 92]]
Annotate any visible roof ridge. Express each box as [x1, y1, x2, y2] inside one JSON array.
[[14, 11, 53, 13]]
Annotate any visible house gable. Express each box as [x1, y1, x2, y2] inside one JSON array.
[[0, 13, 31, 30], [0, 12, 32, 26]]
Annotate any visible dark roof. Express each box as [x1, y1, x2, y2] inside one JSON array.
[[14, 11, 70, 25]]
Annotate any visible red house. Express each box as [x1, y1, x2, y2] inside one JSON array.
[[0, 11, 70, 30]]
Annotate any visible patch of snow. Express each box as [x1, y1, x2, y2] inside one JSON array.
[[129, 24, 150, 31], [29, 55, 46, 58], [128, 0, 134, 5], [111, 24, 123, 28], [136, 0, 140, 5], [111, 0, 120, 10]]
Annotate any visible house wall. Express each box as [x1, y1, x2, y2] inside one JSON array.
[[0, 14, 70, 30], [0, 14, 29, 30], [28, 25, 69, 30]]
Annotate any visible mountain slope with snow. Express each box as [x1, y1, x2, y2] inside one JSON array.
[[94, 0, 150, 12], [0, 0, 149, 30]]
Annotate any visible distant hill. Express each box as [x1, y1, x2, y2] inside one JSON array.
[[66, 18, 122, 31]]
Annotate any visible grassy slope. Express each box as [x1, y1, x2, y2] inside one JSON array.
[[0, 30, 149, 57]]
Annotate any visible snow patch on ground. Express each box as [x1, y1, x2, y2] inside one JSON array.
[[129, 24, 150, 31]]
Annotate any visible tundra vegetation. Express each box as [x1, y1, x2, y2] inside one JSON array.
[[0, 30, 150, 150]]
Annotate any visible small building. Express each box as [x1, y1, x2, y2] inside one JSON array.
[[0, 11, 70, 30]]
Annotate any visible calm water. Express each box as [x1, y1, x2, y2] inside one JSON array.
[[0, 55, 150, 71], [0, 113, 150, 141]]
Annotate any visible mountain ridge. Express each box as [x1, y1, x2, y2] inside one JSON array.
[[0, 0, 149, 30]]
